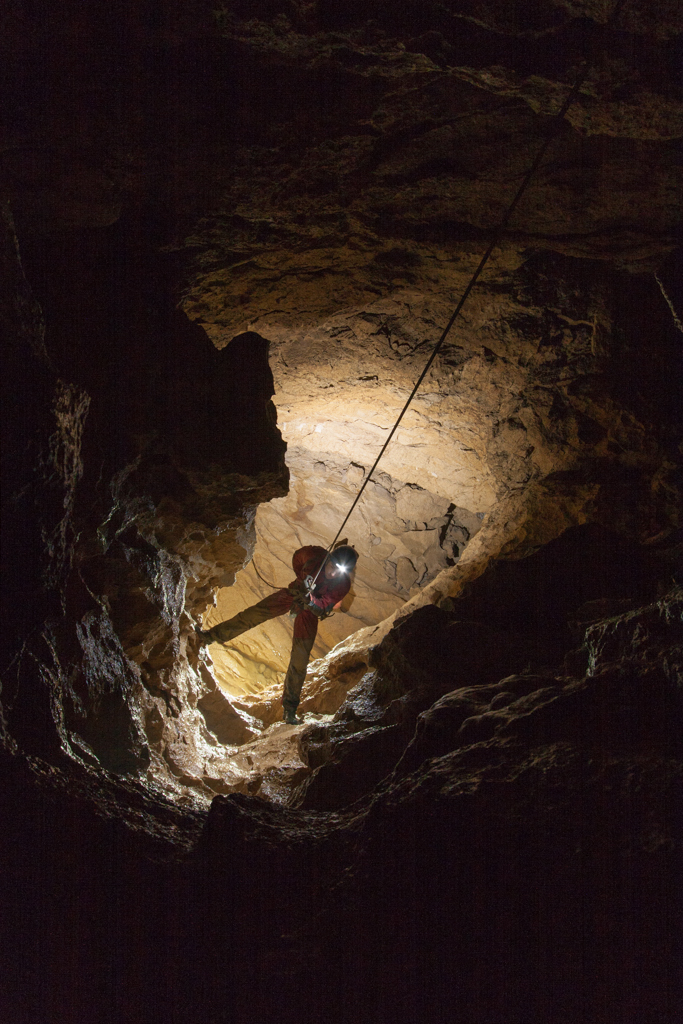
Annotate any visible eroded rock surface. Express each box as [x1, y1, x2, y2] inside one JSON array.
[[196, 524, 680, 807], [1, 210, 288, 798], [1, 6, 683, 1020], [194, 581, 683, 1024], [3, 0, 682, 793]]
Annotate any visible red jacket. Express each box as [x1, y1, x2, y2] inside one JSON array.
[[291, 545, 351, 614]]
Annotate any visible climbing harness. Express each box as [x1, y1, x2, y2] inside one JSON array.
[[250, 557, 336, 619], [308, 0, 630, 590]]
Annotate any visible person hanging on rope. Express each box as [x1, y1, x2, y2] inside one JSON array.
[[195, 543, 358, 724]]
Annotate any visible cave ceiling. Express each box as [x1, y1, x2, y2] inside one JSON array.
[[1, 0, 682, 801]]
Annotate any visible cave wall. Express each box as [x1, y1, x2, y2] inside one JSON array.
[[202, 243, 682, 731], [3, 572, 680, 1024], [2, 1, 681, 752], [170, 0, 683, 696], [1, 207, 288, 795], [1, 4, 683, 1022]]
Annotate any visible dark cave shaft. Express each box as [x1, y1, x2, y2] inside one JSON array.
[[2, 2, 683, 1022]]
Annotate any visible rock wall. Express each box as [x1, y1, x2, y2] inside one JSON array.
[[1, 4, 682, 1021], [4, 566, 679, 1024], [199, 249, 681, 709], [1, 208, 288, 797], [3, 0, 681, 743]]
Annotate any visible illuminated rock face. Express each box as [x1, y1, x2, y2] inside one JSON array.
[[203, 444, 483, 690], [167, 0, 683, 731], [197, 252, 680, 728]]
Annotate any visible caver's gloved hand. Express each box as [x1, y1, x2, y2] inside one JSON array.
[[307, 602, 331, 619], [287, 579, 332, 618], [287, 579, 310, 616]]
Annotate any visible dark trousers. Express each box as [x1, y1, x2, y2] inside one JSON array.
[[203, 589, 318, 713]]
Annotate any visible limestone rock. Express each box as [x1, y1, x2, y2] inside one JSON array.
[[1, 2, 682, 1017], [3, 1, 682, 799]]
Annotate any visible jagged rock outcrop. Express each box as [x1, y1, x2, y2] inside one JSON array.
[[2, 553, 680, 1023], [1, 208, 288, 795], [194, 584, 682, 1024], [190, 523, 679, 807], [276, 523, 678, 807]]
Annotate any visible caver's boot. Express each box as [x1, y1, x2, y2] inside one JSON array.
[[283, 707, 303, 725]]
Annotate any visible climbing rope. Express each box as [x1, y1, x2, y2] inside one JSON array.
[[307, 0, 629, 589], [250, 557, 282, 590]]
